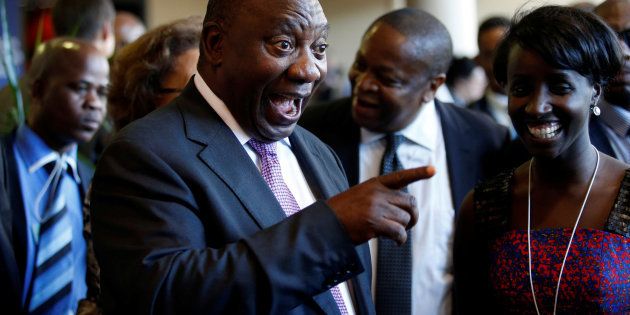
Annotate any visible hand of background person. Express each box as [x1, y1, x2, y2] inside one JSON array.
[[327, 166, 436, 245]]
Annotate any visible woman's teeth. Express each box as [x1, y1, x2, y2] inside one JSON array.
[[528, 122, 561, 139]]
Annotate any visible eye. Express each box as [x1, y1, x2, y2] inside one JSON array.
[[378, 75, 402, 88], [313, 43, 328, 56], [509, 82, 530, 97], [69, 82, 89, 95], [549, 83, 574, 96], [97, 86, 109, 98], [351, 58, 366, 72], [275, 40, 293, 51]]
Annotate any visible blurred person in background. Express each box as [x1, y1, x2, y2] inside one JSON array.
[[446, 57, 488, 107], [591, 0, 630, 163], [108, 16, 202, 131], [470, 16, 515, 136], [113, 11, 146, 53]]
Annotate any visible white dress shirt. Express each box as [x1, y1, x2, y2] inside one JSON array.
[[194, 74, 356, 314], [362, 100, 455, 315]]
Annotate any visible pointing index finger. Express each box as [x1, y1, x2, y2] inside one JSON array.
[[378, 166, 436, 190]]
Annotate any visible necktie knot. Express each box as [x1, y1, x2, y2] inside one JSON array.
[[248, 139, 278, 159], [380, 134, 405, 175], [385, 133, 405, 154]]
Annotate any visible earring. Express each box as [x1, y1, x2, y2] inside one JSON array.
[[591, 104, 601, 116]]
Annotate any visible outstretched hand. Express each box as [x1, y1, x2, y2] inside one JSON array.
[[327, 166, 436, 245]]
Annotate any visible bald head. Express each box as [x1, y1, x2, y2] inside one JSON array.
[[367, 8, 453, 75], [595, 0, 630, 31], [28, 38, 109, 152], [28, 38, 103, 87]]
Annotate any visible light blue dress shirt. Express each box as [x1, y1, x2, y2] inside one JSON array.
[[13, 125, 87, 312]]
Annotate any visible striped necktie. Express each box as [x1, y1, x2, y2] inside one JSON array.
[[375, 134, 412, 315], [27, 158, 74, 315], [248, 139, 349, 314]]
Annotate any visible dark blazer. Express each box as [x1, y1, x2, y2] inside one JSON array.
[[589, 115, 617, 158], [0, 130, 94, 314], [299, 97, 510, 210], [0, 142, 20, 314], [90, 82, 375, 315], [467, 95, 493, 121]]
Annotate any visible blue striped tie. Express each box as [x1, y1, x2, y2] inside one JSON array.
[[27, 160, 74, 315]]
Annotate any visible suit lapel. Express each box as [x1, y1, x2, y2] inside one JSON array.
[[436, 100, 473, 210], [289, 128, 348, 199], [179, 83, 287, 230]]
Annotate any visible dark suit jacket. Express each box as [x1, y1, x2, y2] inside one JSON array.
[[299, 97, 510, 210], [90, 82, 375, 315], [0, 142, 20, 314], [590, 115, 617, 158], [0, 130, 94, 314]]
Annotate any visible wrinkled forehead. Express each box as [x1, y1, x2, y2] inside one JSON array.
[[242, 0, 327, 30]]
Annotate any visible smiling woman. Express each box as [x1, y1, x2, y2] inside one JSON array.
[[454, 5, 630, 314]]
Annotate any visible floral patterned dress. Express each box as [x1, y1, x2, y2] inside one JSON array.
[[473, 169, 630, 314]]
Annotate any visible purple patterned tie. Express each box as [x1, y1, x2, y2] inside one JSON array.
[[248, 139, 349, 314]]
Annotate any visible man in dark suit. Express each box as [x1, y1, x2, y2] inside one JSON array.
[[591, 0, 630, 163], [1, 38, 108, 314], [300, 9, 509, 315], [0, 144, 20, 314], [468, 16, 515, 137], [90, 0, 434, 314]]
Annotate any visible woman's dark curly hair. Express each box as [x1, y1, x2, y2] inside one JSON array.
[[493, 5, 622, 88], [108, 16, 202, 130]]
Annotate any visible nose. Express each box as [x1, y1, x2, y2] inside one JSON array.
[[84, 88, 105, 111], [287, 49, 323, 84], [353, 71, 378, 93], [525, 87, 552, 115]]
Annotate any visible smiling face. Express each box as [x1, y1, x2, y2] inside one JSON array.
[[30, 44, 109, 152], [507, 45, 597, 159], [206, 0, 328, 142], [349, 23, 436, 133]]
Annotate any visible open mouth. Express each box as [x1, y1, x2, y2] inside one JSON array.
[[527, 122, 561, 139], [267, 94, 305, 123]]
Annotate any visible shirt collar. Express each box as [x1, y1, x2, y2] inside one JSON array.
[[598, 99, 630, 136], [360, 99, 439, 151], [15, 125, 80, 182], [193, 74, 292, 148]]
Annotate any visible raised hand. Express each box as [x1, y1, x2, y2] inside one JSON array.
[[327, 166, 436, 245]]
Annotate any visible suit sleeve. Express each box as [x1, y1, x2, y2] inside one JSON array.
[[90, 139, 364, 315]]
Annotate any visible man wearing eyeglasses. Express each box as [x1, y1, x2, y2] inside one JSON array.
[[592, 0, 630, 163]]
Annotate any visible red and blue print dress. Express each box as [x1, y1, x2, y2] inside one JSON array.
[[473, 169, 630, 314]]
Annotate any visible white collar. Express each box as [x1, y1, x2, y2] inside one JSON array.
[[193, 74, 291, 148], [360, 99, 439, 151]]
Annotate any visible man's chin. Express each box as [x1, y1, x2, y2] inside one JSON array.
[[254, 123, 297, 142]]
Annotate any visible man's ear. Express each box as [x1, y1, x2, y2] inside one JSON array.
[[201, 21, 225, 67], [421, 73, 446, 103]]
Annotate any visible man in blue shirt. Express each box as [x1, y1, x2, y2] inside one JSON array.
[[1, 37, 109, 315]]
